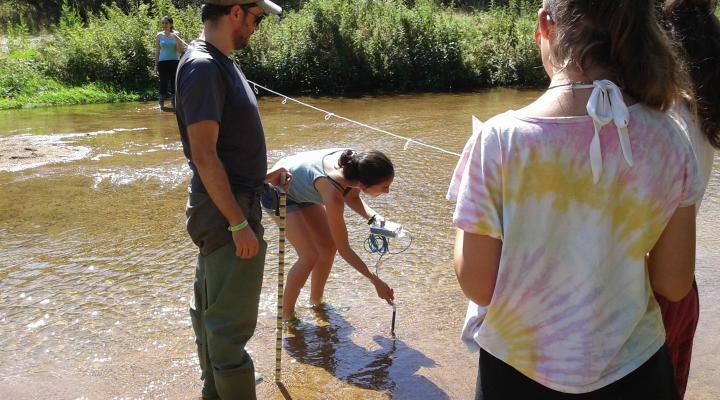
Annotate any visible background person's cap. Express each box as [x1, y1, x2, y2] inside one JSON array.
[[205, 0, 282, 15]]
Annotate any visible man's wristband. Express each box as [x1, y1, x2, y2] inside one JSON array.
[[228, 220, 249, 232], [367, 214, 377, 225]]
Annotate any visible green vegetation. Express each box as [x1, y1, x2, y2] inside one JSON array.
[[0, 0, 544, 109], [0, 9, 150, 108], [0, 0, 509, 30], [243, 0, 543, 94], [0, 1, 205, 31]]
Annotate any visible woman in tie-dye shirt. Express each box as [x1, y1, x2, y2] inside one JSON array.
[[449, 1, 704, 398]]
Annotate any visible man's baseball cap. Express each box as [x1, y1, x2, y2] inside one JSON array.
[[205, 0, 282, 16]]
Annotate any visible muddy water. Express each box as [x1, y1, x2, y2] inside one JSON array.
[[0, 92, 717, 400]]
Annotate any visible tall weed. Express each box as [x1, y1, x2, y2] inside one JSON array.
[[48, 0, 201, 90], [1, 0, 546, 108], [51, 3, 155, 89], [0, 23, 57, 100], [241, 0, 542, 93]]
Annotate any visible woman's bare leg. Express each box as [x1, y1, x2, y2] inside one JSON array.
[[300, 205, 337, 306], [282, 206, 321, 320]]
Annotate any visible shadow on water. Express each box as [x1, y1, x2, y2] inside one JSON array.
[[284, 305, 449, 399]]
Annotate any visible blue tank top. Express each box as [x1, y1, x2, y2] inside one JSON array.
[[275, 148, 351, 204], [159, 34, 178, 61]]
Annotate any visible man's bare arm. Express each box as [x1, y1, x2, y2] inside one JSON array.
[[187, 120, 258, 258]]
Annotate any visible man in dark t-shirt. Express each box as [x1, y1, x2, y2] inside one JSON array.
[[176, 38, 267, 195], [175, 1, 288, 399]]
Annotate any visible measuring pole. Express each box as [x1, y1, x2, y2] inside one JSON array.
[[275, 173, 287, 383]]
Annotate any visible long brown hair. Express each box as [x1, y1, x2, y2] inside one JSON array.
[[545, 0, 692, 111], [663, 0, 720, 148]]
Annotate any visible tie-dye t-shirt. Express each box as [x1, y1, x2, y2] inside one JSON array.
[[449, 104, 703, 393]]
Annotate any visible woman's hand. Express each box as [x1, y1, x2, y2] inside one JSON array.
[[368, 213, 385, 226], [375, 214, 385, 226], [174, 34, 188, 53], [371, 275, 394, 304], [265, 167, 292, 192]]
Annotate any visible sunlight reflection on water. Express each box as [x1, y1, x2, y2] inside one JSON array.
[[0, 92, 717, 399]]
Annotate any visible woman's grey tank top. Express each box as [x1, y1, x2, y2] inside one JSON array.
[[276, 148, 349, 204]]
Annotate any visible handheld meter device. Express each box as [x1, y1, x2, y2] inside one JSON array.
[[370, 221, 404, 238]]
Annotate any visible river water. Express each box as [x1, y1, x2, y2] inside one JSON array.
[[0, 91, 717, 399]]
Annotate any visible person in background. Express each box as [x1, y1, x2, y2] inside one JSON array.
[[154, 16, 187, 110], [655, 0, 720, 396], [450, 0, 703, 398], [174, 1, 285, 399], [261, 148, 395, 322]]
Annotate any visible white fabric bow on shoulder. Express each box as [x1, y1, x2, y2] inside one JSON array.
[[583, 79, 634, 184]]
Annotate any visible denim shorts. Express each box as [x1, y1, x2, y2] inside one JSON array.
[[260, 187, 315, 216]]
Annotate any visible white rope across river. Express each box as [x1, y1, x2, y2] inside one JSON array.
[[247, 80, 462, 158]]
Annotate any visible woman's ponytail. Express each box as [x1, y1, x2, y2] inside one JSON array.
[[338, 149, 360, 181], [338, 150, 394, 187]]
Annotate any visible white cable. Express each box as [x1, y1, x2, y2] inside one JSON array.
[[248, 80, 462, 158]]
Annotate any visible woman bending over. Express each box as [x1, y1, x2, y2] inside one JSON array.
[[262, 149, 395, 321]]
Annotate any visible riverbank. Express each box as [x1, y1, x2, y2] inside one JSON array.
[[0, 0, 544, 110]]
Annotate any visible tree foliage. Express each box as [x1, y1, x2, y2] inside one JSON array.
[[0, 0, 204, 30], [2, 0, 542, 31]]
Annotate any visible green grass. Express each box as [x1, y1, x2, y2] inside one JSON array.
[[0, 83, 141, 109]]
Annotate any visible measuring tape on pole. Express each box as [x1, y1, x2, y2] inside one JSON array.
[[275, 173, 287, 383]]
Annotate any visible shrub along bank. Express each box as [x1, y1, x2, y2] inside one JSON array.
[[0, 0, 544, 109]]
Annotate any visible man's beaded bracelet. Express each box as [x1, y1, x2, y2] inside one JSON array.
[[228, 220, 249, 232]]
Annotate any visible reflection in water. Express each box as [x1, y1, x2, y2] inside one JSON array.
[[285, 306, 448, 399]]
